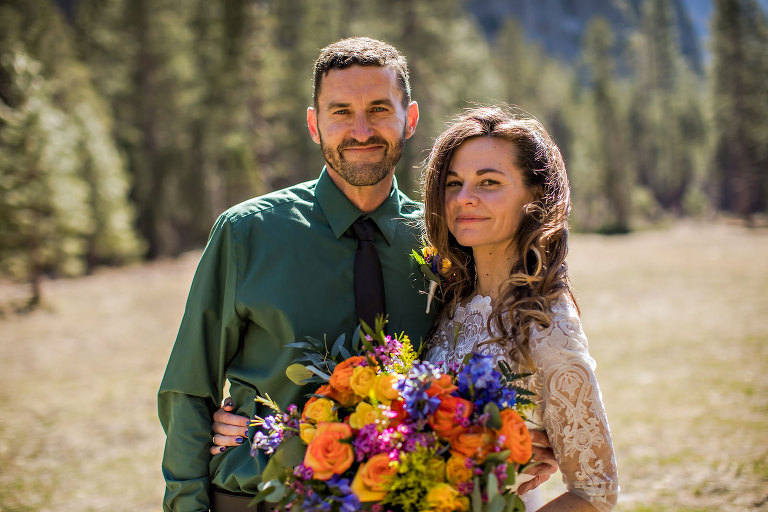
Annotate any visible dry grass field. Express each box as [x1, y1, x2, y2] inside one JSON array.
[[1, 221, 767, 511]]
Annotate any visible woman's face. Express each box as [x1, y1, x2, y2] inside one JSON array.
[[444, 137, 533, 255]]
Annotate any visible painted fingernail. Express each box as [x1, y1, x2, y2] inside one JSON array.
[[219, 446, 226, 452], [236, 437, 244, 444], [244, 431, 249, 438]]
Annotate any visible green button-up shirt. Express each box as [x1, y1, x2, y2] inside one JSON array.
[[158, 168, 437, 511]]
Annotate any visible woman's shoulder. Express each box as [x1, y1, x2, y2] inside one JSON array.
[[528, 294, 594, 366]]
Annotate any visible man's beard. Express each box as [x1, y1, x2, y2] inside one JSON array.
[[320, 133, 405, 186]]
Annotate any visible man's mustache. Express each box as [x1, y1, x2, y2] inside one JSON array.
[[338, 136, 390, 151]]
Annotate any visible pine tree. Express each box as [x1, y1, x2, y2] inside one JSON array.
[[580, 18, 631, 233], [711, 0, 768, 219], [0, 0, 142, 306]]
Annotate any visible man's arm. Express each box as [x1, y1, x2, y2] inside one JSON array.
[[158, 215, 243, 511]]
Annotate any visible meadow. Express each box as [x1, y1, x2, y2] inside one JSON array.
[[1, 221, 766, 511]]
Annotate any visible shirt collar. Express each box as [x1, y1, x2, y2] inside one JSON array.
[[315, 167, 402, 245]]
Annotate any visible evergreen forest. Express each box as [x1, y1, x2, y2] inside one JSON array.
[[1, 0, 767, 306]]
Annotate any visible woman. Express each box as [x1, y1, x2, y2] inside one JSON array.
[[212, 106, 619, 511], [419, 106, 618, 511]]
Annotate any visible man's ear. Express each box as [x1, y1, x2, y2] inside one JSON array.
[[405, 101, 419, 140], [307, 107, 320, 144]]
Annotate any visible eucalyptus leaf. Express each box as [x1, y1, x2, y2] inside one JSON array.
[[486, 472, 499, 501], [472, 476, 482, 512], [485, 494, 506, 512], [331, 333, 346, 358], [351, 327, 361, 353], [305, 365, 331, 380], [284, 341, 312, 350], [285, 364, 314, 385], [484, 402, 502, 430]]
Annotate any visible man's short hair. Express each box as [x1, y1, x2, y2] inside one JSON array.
[[313, 37, 411, 109]]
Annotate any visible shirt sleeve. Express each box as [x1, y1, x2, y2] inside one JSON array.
[[529, 299, 619, 511], [158, 214, 245, 512]]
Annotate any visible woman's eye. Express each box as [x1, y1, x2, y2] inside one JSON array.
[[480, 179, 500, 186], [445, 180, 461, 188]]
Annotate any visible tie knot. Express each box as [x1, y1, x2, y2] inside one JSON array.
[[352, 218, 376, 242]]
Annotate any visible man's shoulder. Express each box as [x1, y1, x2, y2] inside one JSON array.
[[220, 179, 318, 224]]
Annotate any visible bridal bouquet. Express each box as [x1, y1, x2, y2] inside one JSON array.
[[250, 320, 535, 512]]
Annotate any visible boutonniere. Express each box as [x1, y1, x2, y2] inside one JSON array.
[[410, 246, 452, 314]]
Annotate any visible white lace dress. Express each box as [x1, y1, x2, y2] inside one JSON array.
[[425, 294, 619, 512]]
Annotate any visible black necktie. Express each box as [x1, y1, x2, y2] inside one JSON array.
[[351, 218, 386, 329]]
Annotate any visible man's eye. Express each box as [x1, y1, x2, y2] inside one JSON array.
[[332, 109, 350, 115], [371, 106, 388, 113]]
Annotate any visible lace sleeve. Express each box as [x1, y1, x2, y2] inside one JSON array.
[[528, 299, 619, 511]]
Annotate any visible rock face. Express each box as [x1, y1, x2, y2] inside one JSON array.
[[465, 0, 703, 73]]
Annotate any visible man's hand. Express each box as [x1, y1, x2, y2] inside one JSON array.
[[518, 429, 559, 495], [209, 397, 251, 455]]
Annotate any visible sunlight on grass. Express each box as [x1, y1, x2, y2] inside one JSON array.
[[1, 222, 766, 511]]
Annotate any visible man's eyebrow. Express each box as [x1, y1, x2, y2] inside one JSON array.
[[326, 99, 395, 110]]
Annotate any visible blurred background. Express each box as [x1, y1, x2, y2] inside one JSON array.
[[0, 0, 767, 511], [1, 0, 767, 304]]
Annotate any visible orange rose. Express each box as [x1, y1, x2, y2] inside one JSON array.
[[303, 422, 354, 480], [449, 426, 495, 463], [428, 395, 473, 440], [496, 409, 532, 464], [350, 452, 398, 501], [372, 373, 400, 404], [329, 356, 366, 395], [445, 455, 473, 484], [426, 374, 458, 397]]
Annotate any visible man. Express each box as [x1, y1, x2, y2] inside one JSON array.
[[159, 37, 555, 512]]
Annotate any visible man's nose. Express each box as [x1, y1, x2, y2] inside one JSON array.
[[350, 112, 374, 141]]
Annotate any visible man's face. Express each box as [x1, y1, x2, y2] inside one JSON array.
[[308, 65, 418, 187]]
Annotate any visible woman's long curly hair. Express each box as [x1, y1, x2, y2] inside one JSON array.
[[422, 106, 575, 368]]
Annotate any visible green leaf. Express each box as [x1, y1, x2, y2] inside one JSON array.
[[257, 479, 287, 503], [419, 263, 440, 283], [285, 364, 314, 385], [351, 327, 361, 353], [484, 402, 502, 430], [486, 472, 500, 501], [506, 494, 526, 512], [260, 455, 285, 483], [284, 341, 313, 350], [485, 495, 506, 512], [331, 333, 346, 358], [410, 249, 426, 265], [275, 436, 306, 468], [485, 450, 510, 463], [472, 476, 482, 512]]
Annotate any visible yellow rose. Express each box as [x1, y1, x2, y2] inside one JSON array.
[[350, 366, 377, 398], [373, 373, 399, 404], [348, 401, 382, 430], [350, 452, 398, 501], [445, 455, 473, 484], [424, 482, 469, 512], [303, 397, 337, 424], [299, 422, 317, 444]]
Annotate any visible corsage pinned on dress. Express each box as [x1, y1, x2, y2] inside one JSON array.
[[411, 246, 452, 314]]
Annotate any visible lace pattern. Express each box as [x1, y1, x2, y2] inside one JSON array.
[[426, 295, 619, 511]]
